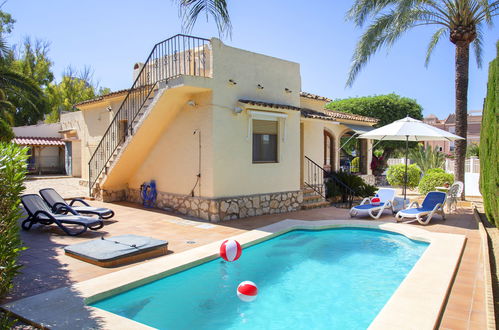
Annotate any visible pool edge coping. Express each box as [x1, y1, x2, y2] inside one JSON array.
[[1, 219, 466, 330]]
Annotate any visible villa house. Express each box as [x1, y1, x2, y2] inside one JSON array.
[[60, 35, 377, 222], [12, 123, 66, 175], [423, 111, 482, 153]]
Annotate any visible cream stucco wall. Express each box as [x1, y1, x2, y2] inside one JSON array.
[[209, 39, 302, 197], [60, 96, 125, 181], [127, 90, 214, 196], [126, 40, 303, 198], [13, 123, 61, 137]]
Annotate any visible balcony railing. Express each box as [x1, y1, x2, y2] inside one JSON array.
[[88, 35, 211, 195]]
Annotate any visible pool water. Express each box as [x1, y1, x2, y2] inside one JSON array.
[[91, 228, 428, 329]]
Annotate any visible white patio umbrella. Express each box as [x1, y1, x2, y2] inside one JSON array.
[[357, 116, 464, 201]]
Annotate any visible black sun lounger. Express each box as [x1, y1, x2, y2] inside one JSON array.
[[20, 194, 104, 236], [39, 188, 115, 219]]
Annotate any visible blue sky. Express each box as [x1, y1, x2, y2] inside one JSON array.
[[6, 0, 498, 118]]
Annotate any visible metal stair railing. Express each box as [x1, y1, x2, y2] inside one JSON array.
[[304, 156, 356, 208], [88, 34, 210, 196]]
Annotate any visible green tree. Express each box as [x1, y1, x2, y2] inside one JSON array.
[[45, 66, 107, 122], [0, 37, 43, 141], [326, 93, 423, 158], [346, 0, 499, 199], [8, 38, 53, 125], [0, 9, 14, 35], [480, 40, 498, 226], [409, 144, 446, 174]]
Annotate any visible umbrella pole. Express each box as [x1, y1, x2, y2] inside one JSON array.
[[403, 135, 409, 203]]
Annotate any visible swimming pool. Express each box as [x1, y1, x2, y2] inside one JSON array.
[[91, 228, 428, 329]]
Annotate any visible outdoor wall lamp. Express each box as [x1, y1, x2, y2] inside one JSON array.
[[234, 106, 243, 114], [284, 88, 292, 93], [228, 79, 237, 85], [187, 100, 197, 107], [257, 84, 264, 90]]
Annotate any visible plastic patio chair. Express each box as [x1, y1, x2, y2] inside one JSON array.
[[21, 194, 104, 236], [395, 191, 446, 225], [39, 188, 115, 219], [349, 188, 396, 219], [446, 181, 463, 213]]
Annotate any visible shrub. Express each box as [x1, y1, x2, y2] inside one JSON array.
[[326, 171, 377, 199], [351, 157, 360, 173], [426, 168, 445, 175], [466, 143, 480, 158], [480, 41, 499, 226], [0, 142, 27, 325], [418, 171, 454, 195], [386, 163, 421, 189]]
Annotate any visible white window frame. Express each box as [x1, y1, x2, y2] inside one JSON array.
[[247, 110, 288, 163]]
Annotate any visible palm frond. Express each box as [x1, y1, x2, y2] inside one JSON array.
[[476, 0, 499, 23], [0, 35, 11, 60], [425, 27, 447, 66], [347, 5, 443, 86], [472, 23, 484, 68], [177, 0, 231, 38], [347, 12, 399, 87], [0, 67, 42, 99], [346, 0, 399, 26]]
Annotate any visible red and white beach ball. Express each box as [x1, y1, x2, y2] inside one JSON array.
[[237, 281, 258, 302], [371, 197, 381, 206], [220, 239, 242, 262]]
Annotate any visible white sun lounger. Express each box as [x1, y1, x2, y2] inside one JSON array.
[[349, 188, 396, 219], [395, 191, 446, 225]]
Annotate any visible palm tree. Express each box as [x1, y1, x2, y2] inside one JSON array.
[[0, 36, 43, 141], [176, 0, 232, 37], [409, 144, 446, 174], [346, 0, 498, 198]]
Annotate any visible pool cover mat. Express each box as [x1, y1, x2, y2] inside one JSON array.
[[64, 234, 168, 262]]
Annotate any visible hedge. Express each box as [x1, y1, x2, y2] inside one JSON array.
[[0, 143, 27, 327], [480, 41, 499, 226], [418, 171, 454, 195]]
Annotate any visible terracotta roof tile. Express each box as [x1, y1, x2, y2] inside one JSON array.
[[75, 88, 130, 107], [300, 108, 337, 121], [239, 99, 378, 123], [323, 109, 378, 123], [239, 99, 302, 111], [12, 137, 65, 146], [301, 108, 377, 123], [300, 92, 332, 102]]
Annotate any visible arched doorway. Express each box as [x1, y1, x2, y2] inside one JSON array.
[[323, 130, 335, 172]]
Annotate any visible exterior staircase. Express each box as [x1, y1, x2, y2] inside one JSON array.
[[88, 35, 210, 197], [303, 156, 357, 209], [89, 85, 163, 197], [301, 187, 330, 210]]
